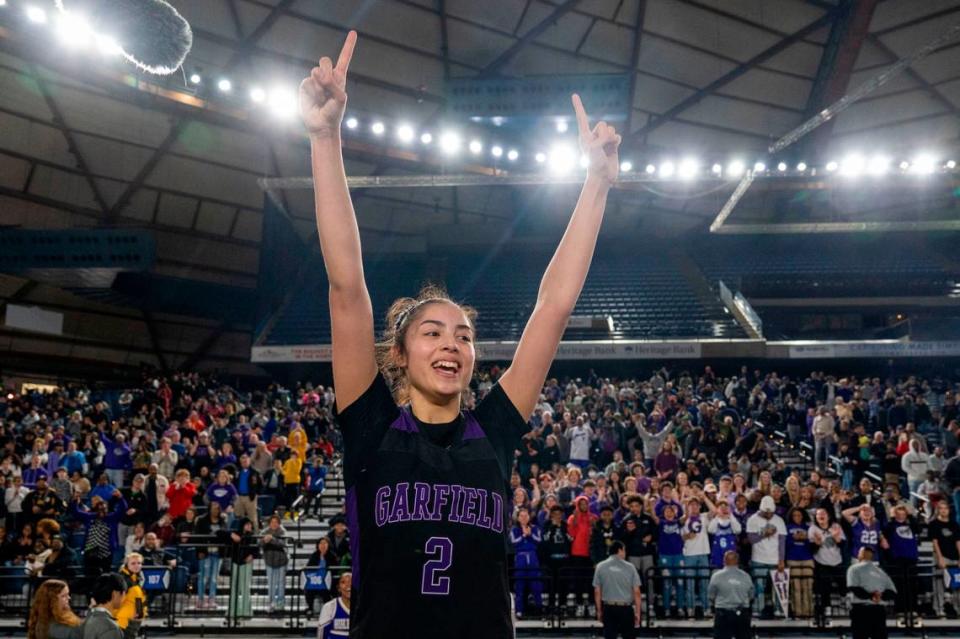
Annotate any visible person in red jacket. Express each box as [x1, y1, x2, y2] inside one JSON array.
[[165, 469, 196, 521], [567, 495, 598, 617]]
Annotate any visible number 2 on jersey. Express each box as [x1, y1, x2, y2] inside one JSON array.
[[421, 536, 453, 595]]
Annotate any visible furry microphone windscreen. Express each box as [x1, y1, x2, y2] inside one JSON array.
[[56, 0, 193, 75]]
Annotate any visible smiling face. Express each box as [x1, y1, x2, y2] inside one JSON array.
[[396, 301, 476, 406]]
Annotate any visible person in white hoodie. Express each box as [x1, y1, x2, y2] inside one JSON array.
[[901, 438, 929, 508]]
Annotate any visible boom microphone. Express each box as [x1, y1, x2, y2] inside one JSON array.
[[55, 0, 193, 75]]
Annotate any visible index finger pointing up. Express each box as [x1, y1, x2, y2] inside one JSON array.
[[336, 30, 358, 74], [571, 93, 590, 135]]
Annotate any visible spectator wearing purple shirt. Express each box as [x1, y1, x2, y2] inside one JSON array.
[[205, 469, 239, 518]]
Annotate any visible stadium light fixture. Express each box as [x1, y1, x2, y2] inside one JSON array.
[[439, 131, 461, 155], [620, 161, 633, 173], [911, 154, 937, 174], [867, 155, 890, 176], [249, 87, 266, 104], [645, 164, 656, 175], [189, 72, 202, 85], [840, 153, 865, 177], [0, 1, 7, 7], [777, 162, 787, 172], [371, 121, 386, 135], [678, 158, 699, 180], [712, 163, 723, 176], [491, 145, 503, 158], [345, 116, 358, 130], [217, 78, 232, 92], [753, 162, 766, 173], [468, 140, 483, 155], [726, 160, 745, 178], [659, 161, 675, 178], [396, 124, 415, 143], [25, 5, 46, 23], [268, 88, 297, 119], [548, 143, 577, 175], [507, 149, 519, 161], [899, 160, 910, 170], [948, 160, 957, 169], [535, 152, 546, 164], [56, 13, 93, 49], [796, 162, 808, 172], [556, 119, 568, 134], [825, 161, 838, 172], [420, 132, 433, 145]]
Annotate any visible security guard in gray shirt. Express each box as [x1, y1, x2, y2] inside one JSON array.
[[593, 541, 641, 639], [846, 546, 896, 639], [708, 551, 754, 639]]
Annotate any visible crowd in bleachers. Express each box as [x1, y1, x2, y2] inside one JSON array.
[[5, 364, 960, 627], [497, 366, 960, 623], [0, 372, 344, 629]]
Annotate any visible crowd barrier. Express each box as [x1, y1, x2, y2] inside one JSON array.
[[0, 558, 950, 631]]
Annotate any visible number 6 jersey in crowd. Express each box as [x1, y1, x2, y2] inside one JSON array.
[[337, 373, 528, 639]]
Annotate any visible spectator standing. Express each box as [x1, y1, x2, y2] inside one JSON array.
[[809, 508, 845, 625], [746, 496, 786, 618], [82, 573, 127, 639], [812, 407, 836, 472], [881, 504, 920, 625], [27, 579, 82, 639], [783, 507, 814, 619], [929, 501, 960, 618], [901, 439, 929, 508], [567, 495, 597, 616], [261, 514, 289, 613], [510, 508, 543, 617]]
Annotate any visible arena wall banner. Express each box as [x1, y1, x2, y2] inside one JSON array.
[[786, 340, 960, 359], [252, 341, 702, 362], [251, 345, 333, 362]]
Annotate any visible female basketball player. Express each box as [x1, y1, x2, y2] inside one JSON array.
[[299, 31, 621, 639]]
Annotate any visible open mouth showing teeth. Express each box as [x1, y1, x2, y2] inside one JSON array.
[[432, 361, 460, 374]]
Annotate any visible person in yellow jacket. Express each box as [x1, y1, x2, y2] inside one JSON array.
[[281, 450, 304, 517], [115, 553, 148, 639], [288, 423, 309, 462]]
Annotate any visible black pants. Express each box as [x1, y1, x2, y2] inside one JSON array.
[[714, 608, 751, 639], [814, 562, 843, 621], [851, 604, 888, 639], [544, 556, 569, 613], [601, 604, 635, 639], [570, 556, 593, 604], [888, 558, 916, 615]]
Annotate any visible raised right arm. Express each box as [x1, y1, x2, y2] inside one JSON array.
[[299, 31, 376, 410]]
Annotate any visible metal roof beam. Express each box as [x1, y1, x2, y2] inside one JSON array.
[[29, 67, 111, 215], [627, 7, 839, 144], [625, 0, 648, 134], [478, 0, 583, 78], [801, 0, 880, 156]]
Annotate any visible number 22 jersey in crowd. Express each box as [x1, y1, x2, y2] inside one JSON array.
[[337, 373, 528, 639]]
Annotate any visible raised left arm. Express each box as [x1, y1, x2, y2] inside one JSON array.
[[500, 94, 621, 419]]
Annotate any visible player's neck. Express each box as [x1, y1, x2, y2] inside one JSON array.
[[409, 390, 461, 423]]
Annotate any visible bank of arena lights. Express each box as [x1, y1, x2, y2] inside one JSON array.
[[11, 4, 960, 179]]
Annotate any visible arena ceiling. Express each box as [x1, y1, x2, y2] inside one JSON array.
[[1, 0, 960, 287]]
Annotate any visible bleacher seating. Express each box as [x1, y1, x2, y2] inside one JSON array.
[[260, 251, 747, 345], [694, 235, 958, 298]]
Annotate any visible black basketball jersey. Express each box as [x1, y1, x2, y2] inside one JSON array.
[[337, 373, 528, 639]]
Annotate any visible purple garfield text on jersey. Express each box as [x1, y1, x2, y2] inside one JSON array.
[[374, 481, 505, 533]]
